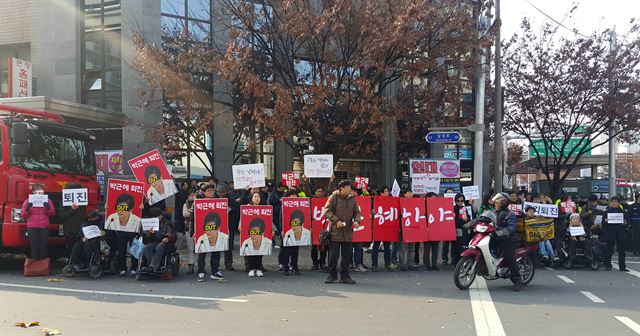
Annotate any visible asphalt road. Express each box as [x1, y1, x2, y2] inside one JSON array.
[[1, 249, 639, 336]]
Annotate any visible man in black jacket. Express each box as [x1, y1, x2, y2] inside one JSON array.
[[626, 193, 640, 256], [492, 192, 523, 291], [141, 207, 175, 273], [604, 196, 629, 271]]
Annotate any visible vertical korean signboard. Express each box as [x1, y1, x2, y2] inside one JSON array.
[[7, 58, 32, 97]]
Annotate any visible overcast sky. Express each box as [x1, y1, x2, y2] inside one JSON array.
[[502, 0, 640, 41]]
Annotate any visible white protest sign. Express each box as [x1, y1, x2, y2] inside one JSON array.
[[232, 164, 266, 189], [303, 155, 334, 178], [594, 215, 603, 225], [391, 180, 401, 197], [62, 188, 88, 206], [607, 213, 624, 224], [141, 218, 160, 231], [29, 194, 48, 207], [523, 202, 559, 218], [462, 186, 480, 200], [569, 226, 586, 236], [82, 225, 102, 239], [411, 174, 440, 195]]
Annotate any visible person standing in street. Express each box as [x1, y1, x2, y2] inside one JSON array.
[[626, 193, 640, 256], [323, 180, 362, 284], [311, 186, 328, 271], [59, 182, 87, 261], [423, 192, 440, 270], [604, 196, 629, 272], [371, 186, 394, 272], [21, 183, 56, 260], [397, 188, 417, 271]]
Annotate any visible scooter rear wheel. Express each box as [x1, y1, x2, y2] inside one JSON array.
[[454, 256, 477, 290], [517, 255, 536, 286]]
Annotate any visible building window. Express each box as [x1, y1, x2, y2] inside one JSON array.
[[81, 0, 122, 111], [0, 43, 31, 98], [161, 0, 212, 43]]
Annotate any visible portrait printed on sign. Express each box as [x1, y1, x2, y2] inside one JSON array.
[[240, 205, 273, 256], [194, 199, 230, 253], [282, 198, 312, 247], [311, 197, 328, 245], [372, 196, 400, 242], [104, 179, 143, 233], [128, 149, 177, 205]]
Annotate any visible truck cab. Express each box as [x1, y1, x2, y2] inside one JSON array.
[[0, 104, 99, 254]]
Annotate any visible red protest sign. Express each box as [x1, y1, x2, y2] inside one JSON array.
[[104, 179, 143, 233], [194, 199, 229, 253], [281, 172, 300, 188], [372, 196, 400, 242], [353, 196, 372, 242], [560, 201, 576, 214], [400, 197, 428, 243], [128, 149, 177, 205], [282, 198, 312, 246], [311, 198, 328, 245], [354, 176, 369, 190], [426, 197, 456, 241], [240, 205, 273, 256]]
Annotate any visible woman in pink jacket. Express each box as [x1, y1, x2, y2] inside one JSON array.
[[21, 184, 56, 260]]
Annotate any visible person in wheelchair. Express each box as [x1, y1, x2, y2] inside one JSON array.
[[567, 213, 594, 262], [69, 211, 111, 272], [140, 207, 176, 273]]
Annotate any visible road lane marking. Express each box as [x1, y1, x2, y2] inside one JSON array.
[[469, 277, 506, 336], [556, 275, 575, 284], [615, 316, 640, 335], [612, 263, 640, 279], [580, 291, 605, 303], [0, 282, 248, 303]]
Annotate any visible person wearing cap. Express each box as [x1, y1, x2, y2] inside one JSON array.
[[195, 211, 228, 282], [626, 192, 640, 256], [69, 211, 107, 271], [144, 164, 177, 205], [491, 192, 523, 291], [105, 193, 141, 233]]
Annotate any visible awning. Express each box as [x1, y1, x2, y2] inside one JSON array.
[[0, 96, 125, 129]]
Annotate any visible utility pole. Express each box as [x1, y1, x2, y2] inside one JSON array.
[[608, 30, 617, 197], [474, 2, 489, 202], [493, 0, 503, 192]]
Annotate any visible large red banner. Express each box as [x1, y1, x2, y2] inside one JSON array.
[[311, 198, 328, 245], [240, 205, 273, 256], [352, 196, 372, 242], [282, 198, 312, 246], [372, 196, 400, 242], [281, 172, 300, 188], [104, 179, 143, 233], [426, 197, 456, 241], [194, 199, 229, 253], [128, 149, 177, 205], [400, 197, 429, 243]]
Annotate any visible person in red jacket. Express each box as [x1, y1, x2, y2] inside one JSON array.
[[21, 183, 56, 260]]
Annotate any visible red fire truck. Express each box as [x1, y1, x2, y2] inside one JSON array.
[[0, 104, 99, 255]]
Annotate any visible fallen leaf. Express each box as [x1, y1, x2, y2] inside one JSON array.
[[15, 322, 27, 328], [43, 328, 62, 335], [427, 300, 435, 303], [29, 321, 40, 327], [280, 319, 288, 322], [46, 278, 65, 282]]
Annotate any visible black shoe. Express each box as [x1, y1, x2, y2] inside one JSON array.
[[340, 276, 356, 284], [620, 268, 630, 272], [512, 280, 523, 292], [325, 276, 339, 284], [442, 260, 449, 265], [605, 266, 612, 271], [312, 263, 319, 270], [292, 270, 301, 275], [187, 264, 194, 275], [225, 264, 235, 271], [371, 266, 378, 272], [284, 269, 291, 276], [432, 266, 440, 271]]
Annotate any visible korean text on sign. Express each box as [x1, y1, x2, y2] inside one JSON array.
[[233, 163, 266, 189], [62, 188, 89, 206], [303, 155, 333, 178]]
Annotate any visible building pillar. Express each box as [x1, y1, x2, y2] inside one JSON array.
[[275, 140, 294, 178], [381, 116, 397, 186], [120, 0, 162, 173], [591, 165, 598, 179]]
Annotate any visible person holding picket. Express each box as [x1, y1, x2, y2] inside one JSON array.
[[59, 182, 88, 261], [140, 207, 175, 273], [144, 164, 177, 205], [281, 190, 308, 275], [183, 191, 197, 274], [603, 196, 629, 272], [241, 191, 270, 277], [423, 192, 440, 270], [323, 180, 362, 284], [371, 186, 394, 272], [21, 183, 56, 260], [311, 186, 328, 271], [397, 188, 418, 271]]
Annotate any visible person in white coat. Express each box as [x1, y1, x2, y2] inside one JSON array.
[[144, 165, 177, 205]]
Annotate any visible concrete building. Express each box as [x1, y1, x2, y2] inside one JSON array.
[[0, 0, 482, 189]]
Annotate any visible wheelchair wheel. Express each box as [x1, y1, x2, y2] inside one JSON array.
[[62, 265, 75, 278], [590, 260, 600, 270], [88, 265, 102, 279], [171, 254, 180, 276], [563, 259, 573, 270]]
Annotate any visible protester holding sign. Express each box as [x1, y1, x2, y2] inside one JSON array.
[[69, 211, 108, 272], [240, 193, 273, 277], [323, 180, 362, 284], [21, 183, 56, 261], [140, 207, 176, 273], [567, 213, 593, 264], [371, 186, 394, 272], [397, 189, 418, 271], [604, 196, 629, 272], [58, 182, 88, 260], [194, 194, 229, 282], [281, 192, 311, 275], [310, 188, 328, 271]]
